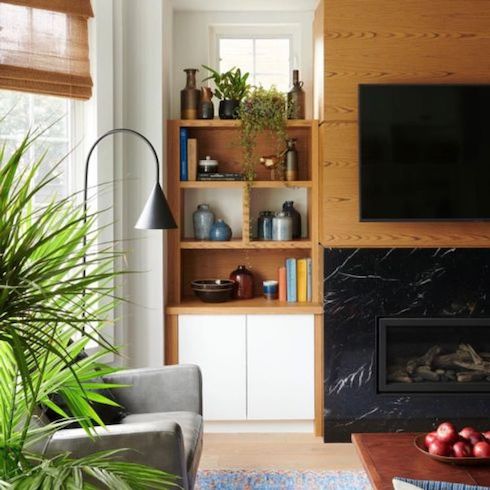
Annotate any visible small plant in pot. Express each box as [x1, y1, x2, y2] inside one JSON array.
[[202, 65, 250, 119]]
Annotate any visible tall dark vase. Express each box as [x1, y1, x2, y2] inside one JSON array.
[[287, 69, 305, 119], [181, 68, 200, 120], [219, 99, 240, 119], [229, 265, 254, 299], [199, 87, 214, 119], [282, 201, 301, 239]]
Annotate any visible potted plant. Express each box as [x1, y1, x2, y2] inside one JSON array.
[[238, 86, 293, 181], [0, 129, 176, 488], [202, 65, 250, 119]]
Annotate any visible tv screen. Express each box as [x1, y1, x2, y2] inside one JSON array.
[[359, 84, 490, 221]]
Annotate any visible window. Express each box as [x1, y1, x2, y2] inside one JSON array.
[[211, 25, 300, 93], [0, 90, 82, 204], [219, 37, 292, 92]]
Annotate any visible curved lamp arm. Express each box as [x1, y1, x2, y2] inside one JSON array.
[[84, 128, 177, 230]]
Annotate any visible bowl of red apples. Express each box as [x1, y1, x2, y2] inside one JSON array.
[[415, 422, 490, 465]]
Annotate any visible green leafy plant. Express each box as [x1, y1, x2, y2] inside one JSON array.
[[202, 65, 250, 101], [0, 128, 177, 489], [238, 86, 292, 181]]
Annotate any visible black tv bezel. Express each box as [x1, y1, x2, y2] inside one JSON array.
[[358, 83, 490, 222]]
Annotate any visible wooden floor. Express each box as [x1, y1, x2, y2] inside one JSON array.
[[200, 434, 362, 471]]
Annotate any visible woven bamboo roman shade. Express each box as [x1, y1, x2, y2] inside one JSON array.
[[0, 0, 94, 99]]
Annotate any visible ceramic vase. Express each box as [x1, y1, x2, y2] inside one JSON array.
[[287, 69, 305, 119], [282, 201, 301, 239], [181, 68, 200, 120], [193, 204, 215, 240], [199, 87, 214, 119], [209, 219, 232, 241], [219, 99, 240, 119], [229, 265, 254, 299]]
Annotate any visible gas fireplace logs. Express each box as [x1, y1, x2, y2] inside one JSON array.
[[388, 344, 490, 383]]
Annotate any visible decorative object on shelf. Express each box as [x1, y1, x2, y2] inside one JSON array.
[[229, 265, 254, 299], [257, 211, 274, 240], [199, 86, 214, 119], [263, 280, 279, 300], [209, 219, 232, 241], [85, 128, 177, 230], [286, 258, 297, 302], [238, 86, 292, 181], [179, 127, 189, 181], [202, 65, 250, 120], [197, 172, 243, 181], [284, 138, 299, 181], [192, 203, 215, 240], [191, 279, 235, 303], [287, 69, 305, 119], [278, 266, 287, 301], [259, 154, 281, 181], [272, 211, 293, 241], [181, 68, 200, 120], [198, 155, 219, 174], [282, 200, 301, 239]]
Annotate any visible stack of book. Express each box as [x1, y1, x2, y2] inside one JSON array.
[[180, 128, 243, 181], [278, 257, 312, 303]]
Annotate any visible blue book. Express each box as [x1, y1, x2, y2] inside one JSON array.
[[179, 127, 189, 181], [306, 257, 312, 302], [286, 258, 297, 302]]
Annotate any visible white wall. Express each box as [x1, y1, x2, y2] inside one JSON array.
[[90, 0, 172, 368], [172, 10, 314, 119]]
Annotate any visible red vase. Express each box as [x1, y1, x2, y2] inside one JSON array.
[[229, 265, 254, 299]]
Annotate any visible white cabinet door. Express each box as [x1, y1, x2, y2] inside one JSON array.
[[178, 315, 246, 420], [247, 314, 314, 420]]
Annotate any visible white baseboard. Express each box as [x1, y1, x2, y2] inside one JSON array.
[[204, 420, 314, 433]]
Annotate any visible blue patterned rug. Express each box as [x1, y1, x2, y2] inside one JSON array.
[[196, 469, 371, 489]]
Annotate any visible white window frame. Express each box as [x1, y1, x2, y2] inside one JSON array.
[[209, 24, 302, 89]]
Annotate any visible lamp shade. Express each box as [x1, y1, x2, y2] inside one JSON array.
[[135, 182, 177, 230]]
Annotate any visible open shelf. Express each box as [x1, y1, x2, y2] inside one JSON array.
[[180, 239, 313, 249], [166, 296, 323, 315], [180, 180, 313, 189], [175, 119, 315, 129]]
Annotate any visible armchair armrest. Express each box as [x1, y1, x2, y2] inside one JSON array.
[[104, 364, 202, 415], [45, 421, 188, 488]]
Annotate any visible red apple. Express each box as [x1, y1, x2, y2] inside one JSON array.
[[437, 422, 459, 444], [428, 439, 451, 457], [424, 431, 439, 448], [459, 427, 478, 440], [473, 441, 490, 458], [468, 432, 483, 446], [482, 431, 490, 442], [452, 441, 472, 458]]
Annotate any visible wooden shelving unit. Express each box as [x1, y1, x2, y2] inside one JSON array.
[[165, 118, 321, 313], [164, 118, 323, 435]]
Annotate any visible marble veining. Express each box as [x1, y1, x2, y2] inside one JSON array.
[[323, 248, 490, 442]]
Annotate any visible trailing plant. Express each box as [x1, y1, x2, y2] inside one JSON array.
[[237, 86, 293, 181], [202, 65, 250, 101], [0, 127, 177, 489]]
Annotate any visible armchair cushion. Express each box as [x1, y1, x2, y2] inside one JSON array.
[[121, 411, 203, 475]]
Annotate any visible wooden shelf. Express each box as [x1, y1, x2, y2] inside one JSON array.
[[173, 119, 315, 129], [166, 296, 323, 315], [180, 180, 312, 189], [181, 239, 313, 250]]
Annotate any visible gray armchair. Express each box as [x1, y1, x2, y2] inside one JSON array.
[[45, 364, 203, 490]]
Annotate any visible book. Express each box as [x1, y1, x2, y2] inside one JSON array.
[[197, 173, 244, 181], [297, 258, 307, 302], [179, 128, 188, 181], [187, 138, 197, 181], [306, 257, 312, 302], [278, 266, 287, 302], [286, 258, 297, 302]]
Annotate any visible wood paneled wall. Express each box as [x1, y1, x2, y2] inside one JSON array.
[[321, 0, 490, 247]]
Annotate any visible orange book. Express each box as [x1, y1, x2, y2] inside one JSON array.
[[278, 266, 287, 301]]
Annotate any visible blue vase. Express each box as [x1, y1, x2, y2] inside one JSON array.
[[193, 204, 215, 240], [209, 219, 232, 241]]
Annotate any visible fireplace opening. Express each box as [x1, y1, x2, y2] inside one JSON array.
[[377, 318, 490, 393]]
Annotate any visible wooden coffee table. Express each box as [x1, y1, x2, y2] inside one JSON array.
[[353, 433, 490, 489]]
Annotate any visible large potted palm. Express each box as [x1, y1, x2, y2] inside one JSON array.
[[0, 128, 176, 488]]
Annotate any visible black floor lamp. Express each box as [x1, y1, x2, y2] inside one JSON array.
[[84, 128, 177, 230]]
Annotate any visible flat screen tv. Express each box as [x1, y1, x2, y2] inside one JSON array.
[[359, 84, 490, 221]]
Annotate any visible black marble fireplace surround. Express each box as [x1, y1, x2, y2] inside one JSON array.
[[323, 248, 490, 443]]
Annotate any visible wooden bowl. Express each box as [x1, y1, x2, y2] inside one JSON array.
[[414, 435, 490, 466]]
